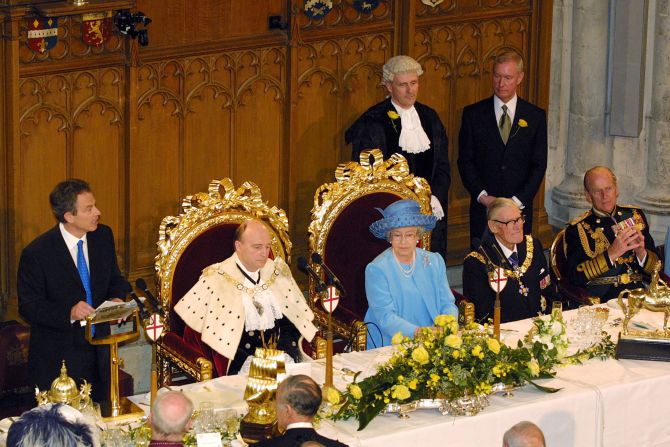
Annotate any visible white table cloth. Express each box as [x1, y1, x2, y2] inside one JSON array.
[[133, 302, 670, 447]]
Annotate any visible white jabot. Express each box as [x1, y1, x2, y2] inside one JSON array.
[[392, 100, 431, 154], [430, 195, 444, 220], [234, 253, 284, 331]]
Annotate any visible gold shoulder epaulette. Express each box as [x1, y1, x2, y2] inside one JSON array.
[[465, 251, 486, 264], [618, 203, 641, 209], [568, 210, 591, 226]]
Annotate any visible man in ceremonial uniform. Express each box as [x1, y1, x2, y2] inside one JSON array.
[[458, 50, 547, 248], [463, 198, 557, 323], [564, 166, 658, 302], [175, 220, 317, 374], [345, 55, 451, 259], [18, 179, 130, 402]]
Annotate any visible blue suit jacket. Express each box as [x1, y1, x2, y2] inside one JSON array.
[[364, 248, 458, 348]]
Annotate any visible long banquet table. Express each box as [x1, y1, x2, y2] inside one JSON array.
[[133, 303, 670, 447]]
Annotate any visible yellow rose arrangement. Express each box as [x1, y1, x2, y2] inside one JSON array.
[[329, 314, 615, 430]]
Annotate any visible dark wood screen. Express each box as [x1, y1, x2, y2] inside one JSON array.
[[0, 0, 553, 319]]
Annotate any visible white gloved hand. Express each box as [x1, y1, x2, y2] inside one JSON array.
[[430, 195, 444, 220]]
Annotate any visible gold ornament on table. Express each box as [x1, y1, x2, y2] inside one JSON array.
[[240, 341, 286, 443], [35, 360, 92, 411], [616, 261, 670, 361], [618, 261, 670, 337]]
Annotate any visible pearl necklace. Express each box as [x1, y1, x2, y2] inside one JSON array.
[[393, 250, 416, 278]]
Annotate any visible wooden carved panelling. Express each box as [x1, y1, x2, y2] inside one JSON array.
[[16, 68, 125, 271], [136, 0, 285, 49], [297, 0, 392, 30], [291, 33, 392, 253], [1, 0, 552, 319], [19, 15, 124, 66], [416, 0, 529, 18], [131, 47, 286, 271]]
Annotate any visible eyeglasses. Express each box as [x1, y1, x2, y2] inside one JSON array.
[[390, 231, 419, 241], [492, 215, 525, 227]]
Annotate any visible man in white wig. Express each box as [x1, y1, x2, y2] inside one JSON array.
[[345, 55, 451, 260]]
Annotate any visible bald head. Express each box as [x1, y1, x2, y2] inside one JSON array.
[[150, 391, 193, 441], [234, 219, 272, 271], [583, 166, 619, 214], [503, 421, 546, 447]]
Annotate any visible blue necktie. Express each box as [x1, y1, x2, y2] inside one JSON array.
[[509, 251, 519, 268], [77, 240, 95, 336]]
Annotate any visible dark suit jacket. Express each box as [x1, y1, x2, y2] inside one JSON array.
[[458, 96, 547, 244], [255, 427, 349, 447], [462, 234, 557, 323], [18, 224, 129, 397]]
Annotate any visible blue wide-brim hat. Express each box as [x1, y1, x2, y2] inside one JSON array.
[[369, 199, 437, 239]]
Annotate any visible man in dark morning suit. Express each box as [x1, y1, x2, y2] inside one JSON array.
[[345, 55, 451, 260], [458, 50, 547, 249], [564, 166, 658, 302], [255, 375, 348, 447], [18, 179, 130, 402], [463, 198, 558, 323]]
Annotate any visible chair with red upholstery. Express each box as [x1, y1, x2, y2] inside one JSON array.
[[303, 149, 434, 357], [155, 179, 291, 384]]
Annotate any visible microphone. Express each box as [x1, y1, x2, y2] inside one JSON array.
[[297, 256, 327, 293], [129, 290, 150, 320], [310, 253, 347, 296], [135, 278, 166, 317]]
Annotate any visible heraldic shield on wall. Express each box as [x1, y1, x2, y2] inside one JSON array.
[[82, 11, 113, 46], [27, 17, 58, 53]]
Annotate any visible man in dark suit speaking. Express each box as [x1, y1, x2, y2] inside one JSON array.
[[458, 50, 547, 248], [18, 179, 129, 402]]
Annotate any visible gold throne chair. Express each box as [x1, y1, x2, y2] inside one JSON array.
[[303, 149, 434, 357], [155, 178, 291, 384]]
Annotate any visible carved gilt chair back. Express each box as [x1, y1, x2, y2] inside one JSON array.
[[306, 149, 432, 355], [155, 178, 290, 383]]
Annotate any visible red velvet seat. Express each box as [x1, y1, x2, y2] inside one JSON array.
[[304, 150, 434, 357], [155, 179, 291, 384]]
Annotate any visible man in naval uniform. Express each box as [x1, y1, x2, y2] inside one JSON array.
[[462, 198, 557, 323], [175, 219, 317, 374], [564, 166, 659, 302], [345, 55, 451, 260]]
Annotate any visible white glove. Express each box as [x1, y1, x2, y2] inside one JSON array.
[[430, 195, 444, 220]]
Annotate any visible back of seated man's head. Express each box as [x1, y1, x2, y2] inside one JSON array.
[[150, 390, 194, 441], [7, 404, 97, 447], [277, 374, 322, 422], [502, 421, 546, 447]]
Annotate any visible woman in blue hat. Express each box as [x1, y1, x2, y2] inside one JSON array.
[[365, 199, 458, 348]]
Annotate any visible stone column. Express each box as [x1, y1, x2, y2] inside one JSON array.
[[551, 0, 611, 223], [636, 0, 670, 241]]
